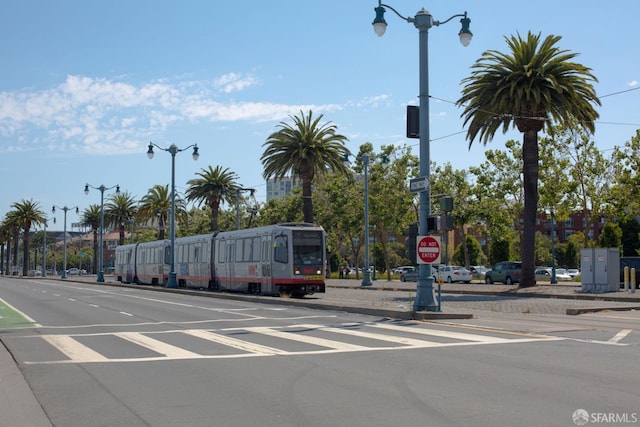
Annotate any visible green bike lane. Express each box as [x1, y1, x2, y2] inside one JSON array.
[[0, 298, 40, 329]]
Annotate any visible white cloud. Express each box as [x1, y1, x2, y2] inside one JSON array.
[[0, 73, 345, 155], [628, 80, 638, 87]]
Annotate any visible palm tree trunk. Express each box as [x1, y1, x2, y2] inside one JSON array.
[[92, 228, 98, 274], [520, 130, 539, 287], [22, 230, 30, 276], [301, 178, 313, 223]]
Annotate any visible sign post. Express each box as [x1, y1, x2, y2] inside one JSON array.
[[417, 236, 441, 265]]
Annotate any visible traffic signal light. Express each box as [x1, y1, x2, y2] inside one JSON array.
[[405, 224, 418, 262]]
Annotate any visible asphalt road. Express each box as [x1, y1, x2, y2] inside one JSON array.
[[1, 277, 639, 427]]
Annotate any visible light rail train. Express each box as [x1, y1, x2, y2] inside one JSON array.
[[114, 222, 326, 297]]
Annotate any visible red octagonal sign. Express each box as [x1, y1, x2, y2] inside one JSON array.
[[417, 236, 441, 264]]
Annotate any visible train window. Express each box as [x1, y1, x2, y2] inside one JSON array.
[[194, 246, 200, 262], [274, 235, 288, 263], [218, 241, 226, 263], [243, 238, 252, 261], [235, 239, 243, 262], [164, 246, 171, 265], [252, 237, 261, 261]]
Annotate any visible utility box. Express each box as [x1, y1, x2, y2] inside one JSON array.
[[580, 248, 620, 293]]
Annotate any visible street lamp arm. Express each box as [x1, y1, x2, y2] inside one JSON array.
[[148, 142, 199, 160], [434, 12, 467, 27], [379, 3, 412, 23]]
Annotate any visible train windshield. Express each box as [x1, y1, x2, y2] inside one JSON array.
[[292, 230, 323, 265]]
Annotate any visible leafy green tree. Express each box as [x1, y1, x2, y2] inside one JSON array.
[[610, 130, 640, 222], [469, 141, 523, 242], [256, 191, 303, 226], [139, 184, 187, 239], [598, 222, 622, 250], [457, 32, 600, 287], [431, 163, 475, 267], [186, 166, 239, 232], [105, 192, 138, 245], [489, 238, 511, 265], [543, 120, 612, 246], [620, 219, 640, 256], [452, 235, 486, 266], [261, 110, 350, 224], [10, 199, 45, 276]]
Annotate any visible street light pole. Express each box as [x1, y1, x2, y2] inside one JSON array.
[[550, 210, 557, 284], [84, 183, 120, 282], [372, 2, 472, 311], [344, 152, 389, 287], [52, 205, 78, 279], [42, 219, 48, 277], [147, 142, 199, 288]]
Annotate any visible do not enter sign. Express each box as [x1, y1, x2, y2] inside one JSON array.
[[417, 236, 441, 264]]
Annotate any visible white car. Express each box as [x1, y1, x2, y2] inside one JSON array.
[[394, 266, 416, 275], [436, 265, 472, 283], [535, 267, 571, 281]]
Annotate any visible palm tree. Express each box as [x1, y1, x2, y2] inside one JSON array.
[[261, 110, 351, 224], [104, 192, 137, 245], [457, 32, 599, 287], [139, 184, 187, 239], [10, 199, 45, 276], [81, 205, 101, 274], [0, 218, 13, 275], [186, 166, 239, 232]]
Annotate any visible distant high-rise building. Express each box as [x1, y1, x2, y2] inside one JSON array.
[[266, 176, 300, 201]]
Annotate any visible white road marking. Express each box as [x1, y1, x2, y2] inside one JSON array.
[[20, 322, 566, 365], [118, 332, 200, 358], [42, 335, 108, 362], [182, 329, 286, 354], [608, 329, 632, 344], [245, 326, 369, 351]]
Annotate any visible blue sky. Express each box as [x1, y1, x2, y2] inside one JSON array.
[[1, 1, 639, 229]]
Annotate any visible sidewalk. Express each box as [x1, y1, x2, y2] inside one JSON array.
[[51, 274, 640, 320]]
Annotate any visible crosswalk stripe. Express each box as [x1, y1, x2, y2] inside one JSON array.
[[292, 324, 437, 347], [117, 332, 200, 358], [42, 335, 108, 362], [369, 322, 512, 343], [182, 329, 286, 355], [245, 326, 370, 351]]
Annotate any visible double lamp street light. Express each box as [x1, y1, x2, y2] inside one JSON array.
[[51, 205, 78, 279], [84, 183, 120, 283], [372, 1, 472, 311], [147, 142, 199, 289], [344, 152, 388, 287]]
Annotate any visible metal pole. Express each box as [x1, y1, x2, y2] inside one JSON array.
[[362, 154, 372, 286], [42, 221, 47, 277], [413, 10, 438, 311], [62, 209, 68, 279], [551, 211, 557, 284], [167, 145, 178, 288], [97, 187, 105, 282]]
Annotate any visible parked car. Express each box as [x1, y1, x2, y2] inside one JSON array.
[[470, 265, 490, 281], [485, 261, 522, 285], [535, 267, 571, 281], [436, 265, 472, 283], [400, 267, 438, 282], [567, 268, 580, 278], [393, 266, 416, 275], [554, 268, 572, 281]]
